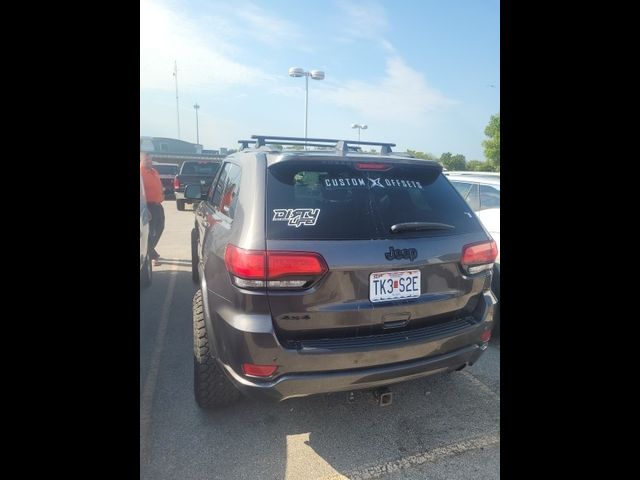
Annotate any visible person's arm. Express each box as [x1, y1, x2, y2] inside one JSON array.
[[155, 171, 165, 202]]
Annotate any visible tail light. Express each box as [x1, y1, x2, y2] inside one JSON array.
[[480, 330, 492, 342], [224, 244, 328, 289], [173, 177, 180, 189], [461, 240, 498, 274]]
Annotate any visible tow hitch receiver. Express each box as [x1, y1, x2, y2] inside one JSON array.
[[374, 387, 393, 406]]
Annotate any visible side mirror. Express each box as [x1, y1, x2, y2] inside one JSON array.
[[184, 184, 202, 199]]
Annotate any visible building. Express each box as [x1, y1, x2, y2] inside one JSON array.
[[140, 136, 229, 166]]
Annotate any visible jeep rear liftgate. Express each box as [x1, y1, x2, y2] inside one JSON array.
[[263, 158, 487, 341]]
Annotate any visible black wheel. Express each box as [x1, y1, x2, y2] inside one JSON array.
[[193, 289, 240, 408], [176, 199, 186, 211], [140, 253, 152, 288], [191, 227, 199, 284], [491, 264, 500, 335]]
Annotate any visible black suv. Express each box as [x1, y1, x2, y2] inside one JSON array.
[[174, 160, 222, 211], [187, 135, 498, 408]]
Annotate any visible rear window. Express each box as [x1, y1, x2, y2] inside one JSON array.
[[154, 164, 178, 175], [266, 160, 481, 240], [181, 162, 220, 175]]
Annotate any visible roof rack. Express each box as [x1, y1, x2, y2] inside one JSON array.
[[243, 135, 396, 155], [237, 139, 351, 150]]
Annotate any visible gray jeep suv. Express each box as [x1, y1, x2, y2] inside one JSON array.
[[187, 135, 498, 408]]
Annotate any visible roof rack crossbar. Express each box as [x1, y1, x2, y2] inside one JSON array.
[[250, 135, 395, 150], [238, 139, 343, 149]]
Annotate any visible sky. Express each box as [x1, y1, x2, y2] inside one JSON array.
[[140, 0, 499, 160]]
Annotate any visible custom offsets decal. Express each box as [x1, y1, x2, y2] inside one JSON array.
[[323, 177, 424, 189], [272, 209, 320, 228]]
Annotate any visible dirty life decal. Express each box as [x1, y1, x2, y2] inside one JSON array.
[[322, 177, 424, 190], [272, 208, 320, 228]]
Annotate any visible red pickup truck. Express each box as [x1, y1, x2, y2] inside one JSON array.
[[152, 162, 179, 199]]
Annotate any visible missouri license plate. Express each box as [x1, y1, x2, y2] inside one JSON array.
[[369, 270, 421, 303]]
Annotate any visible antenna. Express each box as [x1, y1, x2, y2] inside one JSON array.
[[173, 60, 181, 139]]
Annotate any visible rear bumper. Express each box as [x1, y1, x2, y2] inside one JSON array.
[[221, 343, 485, 401], [207, 289, 496, 402], [174, 190, 200, 202]]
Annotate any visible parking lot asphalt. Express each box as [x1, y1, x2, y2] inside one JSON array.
[[140, 200, 500, 480]]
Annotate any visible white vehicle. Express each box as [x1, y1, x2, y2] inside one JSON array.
[[475, 208, 499, 264], [445, 172, 500, 332], [140, 174, 152, 287]]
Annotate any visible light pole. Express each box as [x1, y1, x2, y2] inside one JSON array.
[[173, 60, 181, 140], [351, 123, 368, 141], [193, 103, 200, 145], [288, 67, 325, 143]]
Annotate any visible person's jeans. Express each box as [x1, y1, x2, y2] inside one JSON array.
[[147, 203, 165, 259]]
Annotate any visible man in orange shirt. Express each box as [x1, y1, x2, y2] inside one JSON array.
[[140, 152, 165, 266]]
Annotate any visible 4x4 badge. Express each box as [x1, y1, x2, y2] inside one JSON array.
[[385, 246, 417, 261]]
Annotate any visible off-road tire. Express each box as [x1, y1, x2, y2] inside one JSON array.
[[193, 289, 240, 408]]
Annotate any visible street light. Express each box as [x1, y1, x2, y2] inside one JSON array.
[[289, 67, 325, 143], [193, 103, 200, 145], [351, 123, 368, 141]]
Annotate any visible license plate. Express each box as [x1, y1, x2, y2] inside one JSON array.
[[369, 270, 421, 303]]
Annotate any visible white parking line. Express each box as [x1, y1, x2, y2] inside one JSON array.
[[459, 369, 500, 401], [321, 433, 500, 480], [140, 265, 178, 460]]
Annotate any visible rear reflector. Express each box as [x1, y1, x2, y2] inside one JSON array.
[[355, 162, 392, 171], [461, 240, 498, 274], [242, 363, 278, 377], [224, 244, 328, 288], [480, 330, 492, 342]]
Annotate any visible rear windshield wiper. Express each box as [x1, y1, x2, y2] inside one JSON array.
[[390, 222, 455, 233]]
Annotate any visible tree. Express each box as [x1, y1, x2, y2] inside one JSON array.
[[406, 149, 437, 161], [440, 152, 466, 171], [483, 113, 500, 169], [466, 160, 496, 172]]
